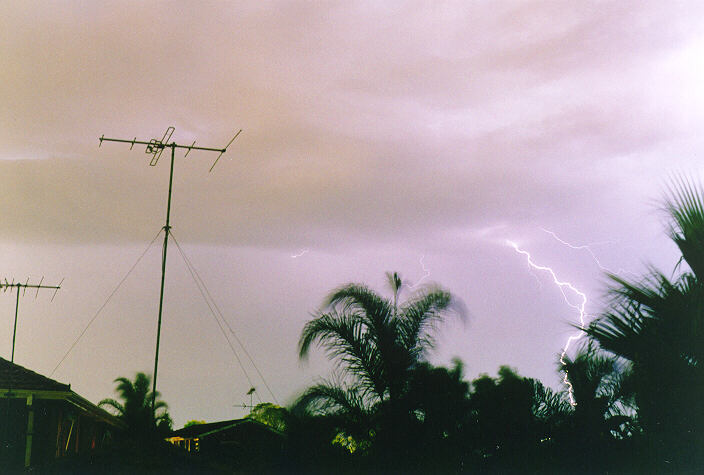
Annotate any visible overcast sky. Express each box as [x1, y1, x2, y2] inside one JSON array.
[[2, 0, 704, 428]]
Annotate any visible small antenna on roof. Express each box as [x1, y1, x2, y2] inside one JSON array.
[[0, 277, 62, 363]]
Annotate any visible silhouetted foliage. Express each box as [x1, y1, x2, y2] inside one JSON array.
[[99, 372, 171, 440], [294, 272, 466, 470], [540, 344, 638, 471], [279, 187, 704, 473], [561, 343, 635, 437], [298, 272, 464, 409], [375, 359, 473, 471], [282, 411, 363, 472], [183, 419, 206, 428], [585, 179, 704, 470], [465, 366, 548, 468], [247, 402, 290, 433]]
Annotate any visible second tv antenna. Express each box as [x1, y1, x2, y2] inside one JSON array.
[[0, 278, 62, 363], [98, 126, 241, 415]]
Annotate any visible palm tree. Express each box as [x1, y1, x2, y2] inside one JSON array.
[[99, 372, 171, 438], [584, 179, 704, 467], [559, 344, 636, 449], [295, 272, 465, 419]]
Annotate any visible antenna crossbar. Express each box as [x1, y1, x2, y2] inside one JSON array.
[[0, 282, 61, 290], [99, 137, 232, 152]]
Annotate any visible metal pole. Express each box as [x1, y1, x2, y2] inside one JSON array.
[[11, 285, 20, 363], [151, 144, 175, 418]]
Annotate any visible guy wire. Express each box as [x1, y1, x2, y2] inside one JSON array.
[[170, 231, 279, 405], [50, 228, 163, 377]]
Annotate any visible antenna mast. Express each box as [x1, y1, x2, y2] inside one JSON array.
[[98, 126, 241, 416], [0, 278, 62, 363]]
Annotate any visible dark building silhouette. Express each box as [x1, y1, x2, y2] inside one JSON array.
[[0, 358, 124, 470], [167, 418, 285, 469]]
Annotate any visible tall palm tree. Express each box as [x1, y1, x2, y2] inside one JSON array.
[[99, 372, 171, 438], [296, 272, 465, 417], [584, 179, 704, 466]]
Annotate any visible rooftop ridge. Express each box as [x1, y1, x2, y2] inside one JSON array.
[[0, 356, 71, 392]]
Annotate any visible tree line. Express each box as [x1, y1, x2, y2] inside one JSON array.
[[280, 180, 704, 472], [95, 181, 704, 472]]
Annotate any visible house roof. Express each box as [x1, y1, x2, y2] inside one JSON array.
[[0, 357, 126, 430], [170, 419, 243, 439], [0, 357, 71, 392], [170, 418, 284, 439]]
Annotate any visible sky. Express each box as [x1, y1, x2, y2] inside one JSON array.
[[2, 0, 704, 428]]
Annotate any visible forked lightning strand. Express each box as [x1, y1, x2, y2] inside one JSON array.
[[406, 254, 431, 290], [541, 228, 637, 279], [507, 240, 586, 405]]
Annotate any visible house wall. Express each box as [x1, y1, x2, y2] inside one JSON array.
[[31, 399, 117, 468], [0, 398, 28, 469], [0, 396, 119, 469]]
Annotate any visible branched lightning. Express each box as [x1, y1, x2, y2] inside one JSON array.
[[541, 228, 638, 279], [507, 240, 586, 406], [406, 254, 431, 290]]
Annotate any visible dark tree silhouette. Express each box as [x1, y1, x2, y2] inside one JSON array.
[[99, 372, 171, 438], [296, 272, 464, 416], [294, 272, 465, 469], [247, 402, 290, 433], [468, 367, 544, 461], [584, 179, 704, 469], [560, 343, 635, 440], [388, 359, 472, 470], [553, 344, 638, 470]]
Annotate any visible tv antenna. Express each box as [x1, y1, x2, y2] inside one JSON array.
[[98, 126, 242, 415], [233, 387, 257, 413], [0, 277, 62, 363]]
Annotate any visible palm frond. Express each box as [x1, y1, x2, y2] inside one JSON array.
[[298, 272, 463, 412], [585, 271, 672, 361], [398, 287, 462, 359], [98, 398, 124, 416], [560, 343, 624, 412], [665, 176, 704, 278], [531, 379, 571, 421], [292, 380, 370, 420], [325, 283, 393, 337], [589, 266, 704, 368], [386, 271, 403, 316], [298, 309, 384, 398], [386, 272, 402, 295]]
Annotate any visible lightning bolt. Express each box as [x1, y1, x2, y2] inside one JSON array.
[[507, 240, 585, 406], [291, 249, 309, 259], [405, 254, 431, 290], [541, 228, 638, 279]]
